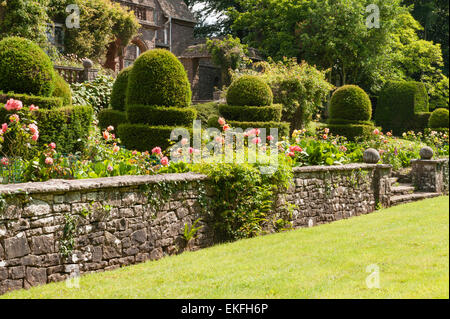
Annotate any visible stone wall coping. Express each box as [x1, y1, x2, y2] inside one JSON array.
[[0, 173, 209, 195], [411, 158, 449, 165], [0, 163, 392, 195], [292, 163, 391, 173]]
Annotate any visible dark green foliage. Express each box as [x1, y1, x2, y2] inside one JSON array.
[[0, 92, 63, 109], [71, 75, 114, 113], [218, 104, 282, 122], [0, 105, 93, 154], [414, 112, 432, 131], [226, 75, 273, 106], [98, 109, 127, 132], [329, 85, 372, 122], [110, 66, 131, 111], [375, 81, 429, 134], [428, 108, 449, 129], [327, 118, 374, 126], [0, 37, 55, 96], [126, 49, 191, 107], [193, 102, 220, 125], [118, 124, 192, 151], [127, 105, 197, 126], [52, 73, 72, 106], [327, 124, 375, 141]]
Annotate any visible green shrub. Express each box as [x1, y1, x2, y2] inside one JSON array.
[[329, 85, 372, 122], [118, 124, 192, 151], [52, 74, 72, 106], [218, 104, 282, 122], [375, 81, 429, 134], [226, 75, 273, 106], [0, 92, 63, 109], [126, 49, 191, 107], [0, 105, 93, 154], [193, 102, 220, 125], [127, 105, 197, 127], [414, 112, 432, 131], [110, 66, 132, 111], [0, 37, 55, 96], [327, 118, 374, 126], [71, 75, 114, 113], [429, 108, 449, 129], [98, 109, 127, 132], [225, 120, 290, 138], [327, 123, 375, 141]]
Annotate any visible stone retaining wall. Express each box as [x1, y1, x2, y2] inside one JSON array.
[[411, 158, 449, 194], [0, 164, 391, 294]]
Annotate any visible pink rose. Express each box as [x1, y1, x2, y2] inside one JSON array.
[[1, 123, 7, 133], [373, 128, 380, 135], [31, 133, 39, 141], [181, 138, 189, 146], [49, 142, 56, 149], [189, 147, 194, 154], [215, 136, 224, 144], [1, 157, 9, 166], [28, 123, 38, 134], [324, 128, 330, 134], [107, 125, 114, 132], [29, 104, 39, 111], [267, 135, 274, 141], [218, 117, 226, 126], [45, 157, 53, 165], [102, 131, 109, 140], [160, 157, 169, 166], [9, 114, 19, 123], [113, 145, 120, 153], [287, 152, 295, 157], [152, 147, 162, 155], [252, 137, 262, 144], [132, 150, 138, 155], [5, 99, 22, 111], [223, 124, 230, 131], [107, 164, 113, 172]]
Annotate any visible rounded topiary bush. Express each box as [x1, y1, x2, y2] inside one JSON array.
[[0, 37, 56, 96], [110, 66, 132, 111], [428, 108, 449, 129], [126, 49, 191, 107], [52, 73, 72, 106], [226, 75, 273, 107], [329, 85, 372, 121]]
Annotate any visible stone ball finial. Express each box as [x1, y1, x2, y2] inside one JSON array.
[[363, 148, 380, 164], [419, 146, 434, 160], [82, 58, 93, 69]]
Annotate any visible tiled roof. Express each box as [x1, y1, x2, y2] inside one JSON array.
[[157, 0, 197, 23]]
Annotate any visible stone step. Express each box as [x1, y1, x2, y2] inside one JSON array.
[[391, 184, 415, 195], [390, 192, 441, 206]]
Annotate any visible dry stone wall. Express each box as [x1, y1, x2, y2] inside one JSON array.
[[0, 164, 392, 294]]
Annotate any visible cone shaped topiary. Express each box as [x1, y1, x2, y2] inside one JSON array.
[[226, 75, 273, 107], [126, 49, 191, 107], [110, 66, 132, 111], [0, 37, 56, 96]]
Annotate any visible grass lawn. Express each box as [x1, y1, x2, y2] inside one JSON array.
[[2, 196, 448, 299]]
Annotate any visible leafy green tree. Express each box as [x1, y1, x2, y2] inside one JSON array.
[[0, 0, 50, 45]]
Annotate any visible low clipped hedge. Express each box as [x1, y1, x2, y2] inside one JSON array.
[[0, 92, 63, 109], [327, 118, 374, 126], [52, 74, 72, 106], [118, 124, 192, 151], [0, 105, 93, 154], [208, 116, 290, 138], [375, 81, 429, 134], [329, 85, 372, 122], [327, 124, 375, 141], [0, 37, 56, 96], [127, 104, 197, 126], [414, 112, 432, 131], [226, 75, 273, 107], [110, 66, 131, 111], [218, 104, 282, 122], [126, 49, 191, 107], [98, 109, 127, 132], [429, 108, 449, 129]]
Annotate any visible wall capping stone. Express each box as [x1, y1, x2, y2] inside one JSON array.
[[292, 163, 391, 173]]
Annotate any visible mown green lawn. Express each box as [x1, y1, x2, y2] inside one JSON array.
[[3, 196, 448, 299]]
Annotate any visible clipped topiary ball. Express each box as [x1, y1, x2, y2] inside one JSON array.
[[126, 49, 191, 107], [329, 85, 372, 122], [226, 75, 273, 107], [52, 73, 72, 106], [0, 37, 55, 96], [110, 66, 132, 111], [428, 108, 449, 129]]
